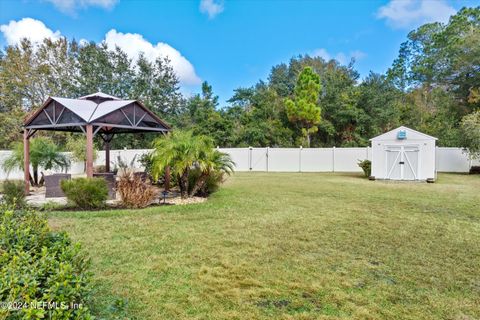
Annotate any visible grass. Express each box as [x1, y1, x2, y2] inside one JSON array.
[[48, 173, 480, 320]]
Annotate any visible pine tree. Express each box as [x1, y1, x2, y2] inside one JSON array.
[[285, 67, 321, 147]]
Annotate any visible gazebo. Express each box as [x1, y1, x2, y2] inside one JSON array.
[[23, 92, 171, 193]]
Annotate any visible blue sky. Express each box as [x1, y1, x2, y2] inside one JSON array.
[[0, 0, 477, 105]]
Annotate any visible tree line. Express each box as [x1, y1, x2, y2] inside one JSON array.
[[0, 7, 478, 154]]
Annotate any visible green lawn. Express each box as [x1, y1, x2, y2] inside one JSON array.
[[48, 173, 480, 320]]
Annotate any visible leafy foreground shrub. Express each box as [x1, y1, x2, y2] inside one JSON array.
[[0, 205, 92, 319], [358, 159, 372, 177], [2, 180, 27, 208], [117, 170, 157, 208], [61, 178, 108, 210]]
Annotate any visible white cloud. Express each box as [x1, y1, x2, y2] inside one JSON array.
[[199, 0, 224, 19], [45, 0, 118, 14], [0, 18, 201, 87], [335, 52, 348, 65], [104, 29, 201, 85], [350, 50, 367, 61], [312, 48, 331, 61], [312, 48, 366, 65], [377, 0, 456, 29], [0, 18, 61, 46], [79, 38, 89, 46]]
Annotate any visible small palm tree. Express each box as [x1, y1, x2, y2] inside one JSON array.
[[3, 137, 70, 186], [189, 149, 235, 197], [151, 130, 234, 198]]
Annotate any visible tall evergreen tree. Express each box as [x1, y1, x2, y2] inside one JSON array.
[[284, 67, 322, 147]]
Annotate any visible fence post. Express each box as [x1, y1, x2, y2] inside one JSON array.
[[332, 146, 336, 172], [266, 147, 269, 172], [299, 146, 302, 172], [467, 148, 472, 171], [249, 146, 252, 171]]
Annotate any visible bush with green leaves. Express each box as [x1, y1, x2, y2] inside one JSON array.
[[1, 180, 27, 208], [61, 178, 108, 210], [0, 205, 92, 319], [358, 159, 371, 177]]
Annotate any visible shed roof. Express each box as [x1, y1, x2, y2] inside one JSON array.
[[24, 92, 170, 134], [370, 126, 438, 141]]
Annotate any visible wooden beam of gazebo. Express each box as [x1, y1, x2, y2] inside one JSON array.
[[22, 92, 170, 194]]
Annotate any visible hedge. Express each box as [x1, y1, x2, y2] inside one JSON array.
[[0, 205, 93, 319], [61, 178, 108, 210]]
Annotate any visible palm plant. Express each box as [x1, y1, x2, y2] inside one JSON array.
[[3, 137, 70, 186], [151, 130, 234, 198], [188, 150, 235, 197]]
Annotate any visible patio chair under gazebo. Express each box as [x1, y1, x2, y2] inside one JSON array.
[[22, 92, 171, 193]]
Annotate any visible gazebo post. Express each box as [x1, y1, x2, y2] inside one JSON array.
[[164, 131, 170, 191], [23, 129, 30, 194], [105, 140, 110, 173], [86, 125, 94, 178]]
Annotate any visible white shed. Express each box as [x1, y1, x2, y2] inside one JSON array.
[[370, 126, 437, 181]]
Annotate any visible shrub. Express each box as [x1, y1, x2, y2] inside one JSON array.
[[358, 159, 371, 177], [0, 205, 92, 319], [469, 166, 480, 174], [1, 180, 27, 208], [188, 168, 225, 197], [39, 200, 64, 212], [204, 170, 226, 194], [61, 178, 108, 210], [138, 153, 154, 177], [117, 170, 157, 208]]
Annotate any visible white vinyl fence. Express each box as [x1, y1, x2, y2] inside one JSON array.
[[0, 147, 478, 180], [0, 149, 151, 181], [220, 147, 371, 172], [220, 147, 479, 173]]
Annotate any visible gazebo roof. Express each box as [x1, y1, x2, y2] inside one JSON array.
[[79, 91, 121, 101], [24, 92, 170, 134]]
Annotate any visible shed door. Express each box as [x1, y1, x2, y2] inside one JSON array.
[[385, 145, 419, 180]]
